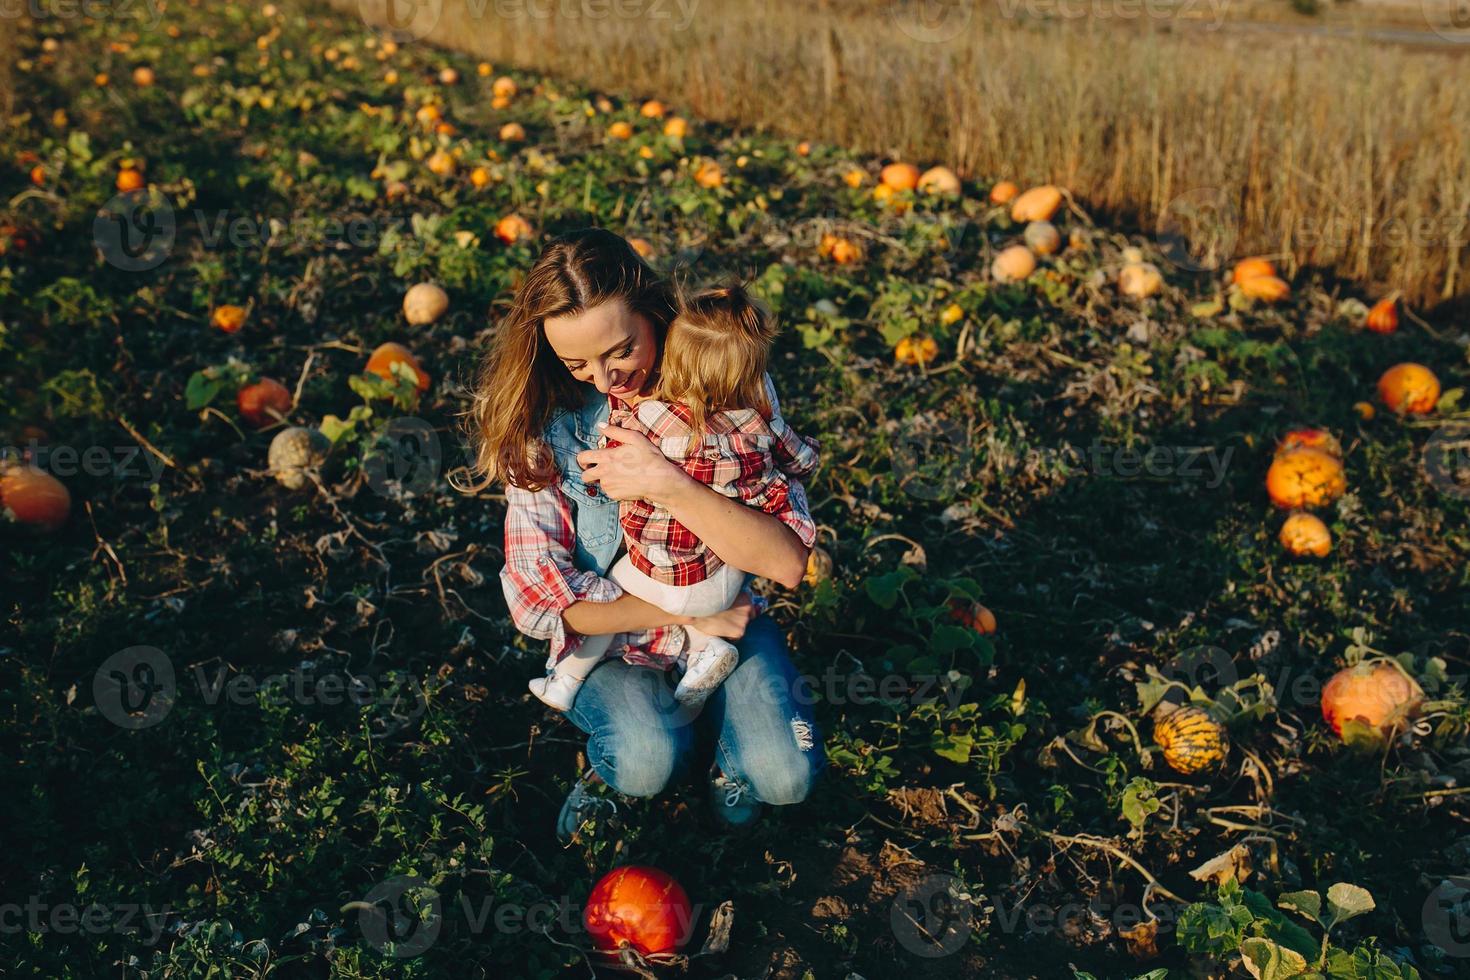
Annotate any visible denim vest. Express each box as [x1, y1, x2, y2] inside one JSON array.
[[541, 385, 622, 576]]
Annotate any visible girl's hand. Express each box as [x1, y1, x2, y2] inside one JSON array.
[[577, 423, 691, 505], [687, 592, 758, 640]]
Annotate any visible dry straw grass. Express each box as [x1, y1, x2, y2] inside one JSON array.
[[346, 0, 1470, 306]]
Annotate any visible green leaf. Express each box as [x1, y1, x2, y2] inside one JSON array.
[[931, 733, 972, 764], [185, 370, 224, 410], [1323, 883, 1374, 931], [864, 568, 915, 609], [1278, 891, 1323, 925], [1240, 937, 1310, 980], [930, 624, 976, 657]]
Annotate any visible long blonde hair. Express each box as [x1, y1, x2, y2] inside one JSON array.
[[463, 229, 675, 491], [656, 284, 777, 447]]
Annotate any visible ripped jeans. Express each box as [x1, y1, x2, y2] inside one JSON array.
[[564, 614, 825, 806]]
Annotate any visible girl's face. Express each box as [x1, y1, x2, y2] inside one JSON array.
[[543, 298, 658, 400]]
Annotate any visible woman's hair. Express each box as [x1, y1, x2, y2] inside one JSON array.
[[464, 228, 676, 491], [656, 283, 777, 446]]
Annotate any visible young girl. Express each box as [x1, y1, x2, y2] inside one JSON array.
[[528, 285, 820, 710]]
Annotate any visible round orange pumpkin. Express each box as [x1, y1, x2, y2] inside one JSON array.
[[237, 377, 292, 428], [948, 599, 997, 634], [803, 546, 833, 586], [917, 165, 961, 196], [495, 214, 533, 245], [880, 162, 920, 192], [0, 464, 71, 532], [498, 122, 526, 142], [583, 866, 693, 958], [639, 99, 666, 119], [1118, 261, 1163, 298], [1265, 448, 1346, 509], [819, 233, 861, 265], [1238, 275, 1290, 303], [991, 244, 1036, 283], [693, 159, 723, 189], [663, 117, 688, 139], [842, 168, 865, 189], [491, 76, 517, 99], [1010, 185, 1062, 223], [894, 335, 939, 366], [1279, 512, 1331, 557], [1231, 257, 1276, 285], [366, 342, 430, 391], [1365, 295, 1398, 334], [607, 121, 633, 140], [1321, 661, 1422, 741], [1377, 363, 1440, 415], [989, 180, 1019, 205], [211, 305, 247, 333], [1023, 221, 1061, 256], [131, 65, 156, 87], [115, 167, 145, 193]]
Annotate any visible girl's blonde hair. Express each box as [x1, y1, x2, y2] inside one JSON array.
[[656, 284, 777, 445], [463, 229, 676, 492]]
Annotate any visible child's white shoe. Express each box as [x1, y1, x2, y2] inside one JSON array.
[[674, 638, 738, 705], [529, 673, 582, 711]]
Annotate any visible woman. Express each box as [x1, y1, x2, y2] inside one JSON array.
[[467, 228, 825, 837]]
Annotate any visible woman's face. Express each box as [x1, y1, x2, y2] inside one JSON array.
[[543, 298, 658, 399]]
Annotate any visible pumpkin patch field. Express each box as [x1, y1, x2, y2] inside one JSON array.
[[5, 4, 1470, 978]]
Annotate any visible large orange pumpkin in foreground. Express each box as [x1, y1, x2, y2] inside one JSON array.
[[1321, 661, 1423, 741], [583, 866, 694, 958], [0, 464, 71, 532], [366, 342, 430, 391], [1377, 363, 1440, 415], [1265, 448, 1346, 509]]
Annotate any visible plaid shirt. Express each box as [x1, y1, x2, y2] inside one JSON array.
[[500, 378, 812, 669], [607, 394, 820, 586]]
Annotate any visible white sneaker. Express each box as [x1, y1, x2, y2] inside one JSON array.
[[528, 673, 582, 711], [674, 638, 738, 705]]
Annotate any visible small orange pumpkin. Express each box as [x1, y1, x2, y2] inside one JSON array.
[[211, 305, 247, 333], [917, 165, 961, 196], [115, 167, 145, 193], [1238, 275, 1290, 303], [1365, 295, 1398, 334], [0, 464, 71, 532], [366, 342, 430, 391], [948, 599, 997, 634], [1377, 362, 1439, 415], [498, 122, 526, 142], [662, 117, 688, 139], [237, 377, 292, 428], [639, 99, 666, 118], [1265, 448, 1346, 509], [1275, 427, 1342, 459], [426, 150, 455, 176], [1279, 512, 1331, 557], [491, 76, 517, 99], [894, 334, 939, 366], [880, 162, 920, 192], [819, 233, 862, 265], [842, 168, 865, 189], [989, 180, 1019, 205], [1231, 257, 1276, 285], [991, 244, 1037, 283], [131, 65, 156, 87], [495, 214, 533, 245], [693, 159, 723, 189], [607, 121, 633, 140]]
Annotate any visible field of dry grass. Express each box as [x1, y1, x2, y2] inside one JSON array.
[[345, 0, 1470, 308]]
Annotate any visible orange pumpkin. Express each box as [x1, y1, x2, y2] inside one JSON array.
[[29, 165, 45, 187], [1023, 221, 1061, 256], [237, 377, 292, 428], [498, 122, 526, 142], [803, 546, 833, 586], [842, 168, 865, 188], [477, 62, 492, 77], [115, 167, 145, 193], [1238, 275, 1290, 303], [917, 165, 961, 196], [1118, 262, 1163, 298], [1265, 448, 1346, 509], [819, 233, 862, 265], [1231, 257, 1276, 285], [1365, 295, 1398, 334], [0, 464, 71, 532], [495, 214, 532, 245], [894, 334, 939, 366], [366, 342, 430, 391], [1377, 363, 1440, 415], [1321, 661, 1422, 741], [639, 99, 666, 118], [880, 162, 920, 192], [211, 305, 247, 333], [1279, 512, 1331, 557], [583, 866, 693, 958], [628, 237, 656, 259], [991, 244, 1037, 283], [131, 65, 156, 87], [796, 140, 812, 157], [469, 166, 491, 188], [948, 599, 997, 634], [491, 76, 517, 99], [426, 150, 455, 176], [437, 67, 459, 85], [1010, 185, 1062, 223], [662, 117, 688, 139], [1275, 428, 1341, 459], [989, 180, 1019, 205], [414, 103, 441, 126], [693, 159, 723, 189], [607, 121, 633, 140]]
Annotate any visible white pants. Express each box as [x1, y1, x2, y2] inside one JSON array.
[[552, 558, 746, 683]]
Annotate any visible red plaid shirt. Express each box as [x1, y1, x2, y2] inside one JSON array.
[[607, 394, 820, 586]]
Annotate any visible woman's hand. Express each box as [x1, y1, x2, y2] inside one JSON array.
[[577, 423, 691, 505], [687, 592, 759, 640]]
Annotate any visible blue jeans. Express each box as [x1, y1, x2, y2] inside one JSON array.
[[564, 615, 825, 805]]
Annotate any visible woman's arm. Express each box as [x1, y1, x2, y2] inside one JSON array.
[[578, 425, 811, 589]]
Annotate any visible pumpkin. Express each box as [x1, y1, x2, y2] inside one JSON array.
[[498, 122, 526, 142], [991, 244, 1036, 283], [237, 377, 292, 428], [894, 334, 939, 366], [1118, 261, 1163, 299], [989, 180, 1019, 205], [1279, 511, 1331, 557], [842, 168, 865, 188], [495, 214, 533, 245], [796, 140, 812, 157], [803, 546, 833, 586], [940, 303, 964, 326], [1377, 362, 1440, 415], [267, 426, 330, 490], [1321, 661, 1423, 741], [639, 99, 666, 118], [115, 167, 145, 193], [917, 165, 961, 196], [1010, 185, 1062, 223], [607, 121, 633, 140], [1352, 401, 1376, 421], [948, 599, 997, 635], [871, 184, 910, 214], [492, 76, 517, 99], [819, 233, 861, 265], [628, 237, 656, 259], [1238, 275, 1290, 303], [1154, 705, 1229, 775], [491, 95, 511, 110], [403, 283, 449, 325], [1265, 448, 1346, 509], [366, 342, 430, 391], [384, 69, 400, 85], [29, 165, 45, 187], [1231, 257, 1276, 285], [1275, 428, 1341, 459], [1023, 221, 1061, 256], [426, 150, 455, 176], [693, 159, 723, 189], [414, 103, 441, 126], [1365, 295, 1398, 334], [131, 65, 156, 87], [583, 866, 693, 958], [0, 464, 71, 531], [880, 162, 920, 192], [477, 62, 492, 77], [663, 117, 688, 139], [438, 67, 459, 85], [469, 166, 491, 188], [211, 305, 247, 333]]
